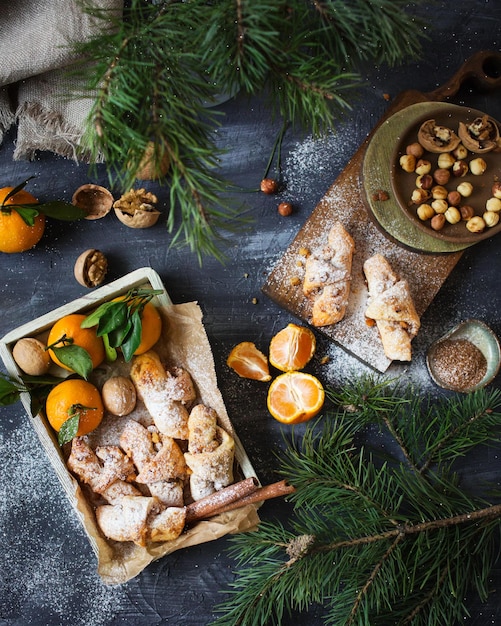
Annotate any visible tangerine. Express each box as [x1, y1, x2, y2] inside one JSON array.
[[267, 371, 325, 424], [47, 313, 105, 372], [112, 297, 162, 355], [0, 187, 45, 253], [45, 379, 104, 437], [227, 341, 271, 381], [269, 323, 316, 372]]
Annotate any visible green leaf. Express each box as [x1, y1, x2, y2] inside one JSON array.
[[11, 205, 39, 226], [0, 376, 22, 406], [96, 301, 128, 336], [51, 345, 94, 380], [103, 333, 118, 362], [58, 413, 80, 446], [120, 309, 142, 361], [35, 200, 87, 221], [80, 300, 117, 328]]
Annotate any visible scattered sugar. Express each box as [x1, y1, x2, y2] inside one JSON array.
[[0, 420, 127, 626]]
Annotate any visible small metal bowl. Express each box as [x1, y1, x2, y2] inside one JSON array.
[[427, 319, 501, 393]]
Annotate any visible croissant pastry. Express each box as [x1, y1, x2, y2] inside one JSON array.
[[303, 222, 355, 327], [95, 495, 186, 546], [184, 404, 235, 501], [130, 350, 194, 439], [120, 419, 188, 507], [363, 254, 421, 361], [67, 437, 141, 504]]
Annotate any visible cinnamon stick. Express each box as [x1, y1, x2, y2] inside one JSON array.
[[186, 479, 296, 523], [185, 476, 259, 523]]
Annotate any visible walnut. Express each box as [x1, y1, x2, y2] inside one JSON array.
[[74, 249, 108, 288], [113, 188, 161, 229]]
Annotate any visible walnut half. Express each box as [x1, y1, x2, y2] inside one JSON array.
[[113, 188, 161, 229]]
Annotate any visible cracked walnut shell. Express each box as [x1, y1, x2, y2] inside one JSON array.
[[113, 188, 161, 229], [72, 184, 114, 220]]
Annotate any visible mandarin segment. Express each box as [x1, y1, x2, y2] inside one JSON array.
[[267, 371, 324, 424], [269, 323, 316, 372], [227, 341, 272, 381]]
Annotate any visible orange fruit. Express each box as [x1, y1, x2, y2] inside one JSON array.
[[227, 341, 272, 381], [267, 371, 324, 424], [269, 323, 316, 372], [45, 379, 104, 436], [112, 297, 162, 355], [47, 313, 105, 372], [0, 187, 45, 253]]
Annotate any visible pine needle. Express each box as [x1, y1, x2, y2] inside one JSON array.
[[212, 378, 501, 625]]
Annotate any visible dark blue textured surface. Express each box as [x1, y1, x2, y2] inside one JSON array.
[[1, 2, 501, 625]]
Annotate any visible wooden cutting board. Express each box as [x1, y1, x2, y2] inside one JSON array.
[[262, 51, 501, 372]]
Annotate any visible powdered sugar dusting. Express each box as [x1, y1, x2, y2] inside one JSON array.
[[1, 420, 126, 626], [263, 125, 463, 373]]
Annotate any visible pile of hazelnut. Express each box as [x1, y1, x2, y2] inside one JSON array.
[[398, 117, 501, 234]]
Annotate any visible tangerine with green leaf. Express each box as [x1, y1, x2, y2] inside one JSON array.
[[45, 379, 104, 443], [47, 313, 105, 376], [0, 186, 45, 253]]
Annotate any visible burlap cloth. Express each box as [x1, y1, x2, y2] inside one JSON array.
[[0, 0, 123, 162]]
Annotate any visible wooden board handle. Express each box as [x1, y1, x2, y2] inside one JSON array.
[[427, 51, 501, 101]]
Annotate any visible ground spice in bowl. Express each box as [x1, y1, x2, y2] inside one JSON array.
[[429, 338, 487, 391]]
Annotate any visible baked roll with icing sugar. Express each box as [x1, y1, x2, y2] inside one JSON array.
[[303, 221, 355, 327], [363, 254, 420, 361]]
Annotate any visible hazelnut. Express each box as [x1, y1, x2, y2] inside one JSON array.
[[460, 205, 475, 221], [452, 160, 469, 177], [102, 376, 137, 416], [416, 174, 434, 190], [430, 214, 446, 231], [447, 191, 462, 207], [457, 181, 473, 197], [431, 185, 448, 200], [437, 153, 455, 169], [411, 188, 430, 204], [417, 204, 435, 220], [485, 197, 501, 213], [431, 199, 448, 214], [445, 207, 461, 224], [466, 216, 486, 232], [406, 142, 424, 158], [469, 157, 487, 176], [433, 168, 450, 185], [491, 182, 501, 199], [453, 144, 469, 160], [278, 202, 293, 216], [74, 249, 108, 288], [260, 178, 279, 194], [484, 211, 500, 228], [399, 154, 416, 173], [12, 338, 51, 376], [415, 159, 432, 176]]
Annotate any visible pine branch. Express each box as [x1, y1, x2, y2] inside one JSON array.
[[212, 381, 501, 626], [69, 0, 428, 261]]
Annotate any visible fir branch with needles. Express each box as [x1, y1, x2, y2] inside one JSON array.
[[71, 0, 428, 262], [211, 378, 501, 626]]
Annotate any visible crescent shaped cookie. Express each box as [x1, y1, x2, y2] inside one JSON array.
[[303, 222, 355, 327], [363, 254, 420, 361]]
